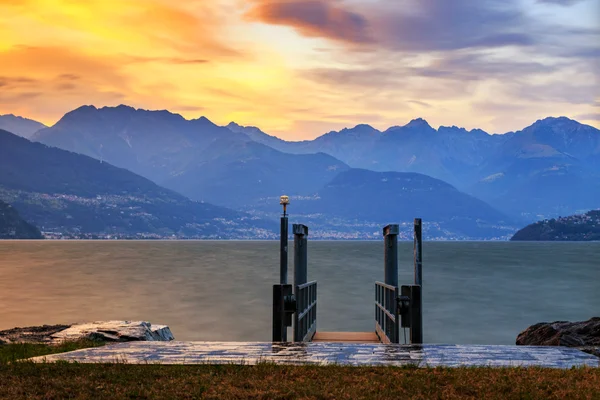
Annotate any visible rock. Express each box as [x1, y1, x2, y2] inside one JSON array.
[[50, 321, 174, 343], [0, 324, 71, 344], [580, 346, 600, 358], [0, 321, 174, 344], [516, 317, 600, 348]]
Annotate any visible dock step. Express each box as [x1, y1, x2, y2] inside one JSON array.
[[313, 331, 380, 343]]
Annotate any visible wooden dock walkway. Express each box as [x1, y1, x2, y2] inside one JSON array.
[[312, 332, 380, 343]]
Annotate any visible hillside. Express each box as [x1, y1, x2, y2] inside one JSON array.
[[511, 210, 600, 241], [33, 105, 349, 210], [32, 105, 251, 182], [0, 114, 46, 139], [231, 117, 599, 221], [471, 117, 600, 220], [285, 169, 516, 240], [0, 200, 43, 239], [28, 104, 600, 230], [0, 129, 275, 239], [162, 138, 349, 208]]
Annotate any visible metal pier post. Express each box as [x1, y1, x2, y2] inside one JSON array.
[[273, 195, 292, 342], [411, 218, 423, 344], [293, 224, 308, 287], [383, 224, 399, 287]]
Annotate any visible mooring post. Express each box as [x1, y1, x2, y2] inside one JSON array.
[[414, 218, 423, 287], [383, 224, 399, 287], [293, 224, 308, 287], [409, 285, 423, 344], [273, 195, 292, 342], [412, 218, 423, 344], [280, 196, 290, 284]]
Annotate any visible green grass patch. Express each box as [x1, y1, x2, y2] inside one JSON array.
[[0, 339, 104, 365], [0, 362, 598, 399]]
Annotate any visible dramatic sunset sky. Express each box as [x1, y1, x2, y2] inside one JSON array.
[[0, 0, 598, 139]]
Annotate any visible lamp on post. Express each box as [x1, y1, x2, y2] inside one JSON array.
[[279, 195, 290, 285], [280, 195, 289, 216]]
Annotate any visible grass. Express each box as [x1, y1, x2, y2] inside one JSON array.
[[0, 339, 104, 365], [0, 342, 598, 399]]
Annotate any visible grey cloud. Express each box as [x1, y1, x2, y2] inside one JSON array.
[[536, 0, 586, 5], [510, 81, 599, 105], [303, 67, 399, 88], [55, 82, 77, 91], [0, 92, 43, 102], [247, 0, 535, 51], [0, 76, 38, 89], [575, 113, 600, 120], [245, 0, 374, 45], [175, 105, 206, 112], [411, 53, 563, 80], [408, 100, 433, 108], [57, 73, 81, 81], [371, 0, 534, 51], [303, 52, 562, 90], [123, 55, 210, 65]]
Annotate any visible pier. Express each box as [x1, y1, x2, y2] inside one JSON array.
[[273, 195, 423, 345], [28, 198, 600, 368]]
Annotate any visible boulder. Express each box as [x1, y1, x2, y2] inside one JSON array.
[[0, 321, 174, 344], [50, 321, 174, 343], [516, 317, 600, 350]]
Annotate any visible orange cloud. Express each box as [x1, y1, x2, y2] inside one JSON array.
[[0, 45, 129, 121], [0, 0, 598, 137]]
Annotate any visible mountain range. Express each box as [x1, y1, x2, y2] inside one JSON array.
[[229, 115, 600, 221], [0, 128, 275, 239], [2, 104, 598, 239], [0, 114, 47, 139]]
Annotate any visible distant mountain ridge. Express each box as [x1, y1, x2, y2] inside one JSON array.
[[163, 138, 349, 209], [0, 114, 46, 139], [33, 105, 350, 210], [472, 117, 600, 220], [17, 104, 600, 233], [32, 105, 251, 182], [229, 116, 600, 221], [0, 128, 275, 239], [291, 169, 515, 239]]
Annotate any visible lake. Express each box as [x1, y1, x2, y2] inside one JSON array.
[[0, 241, 598, 344]]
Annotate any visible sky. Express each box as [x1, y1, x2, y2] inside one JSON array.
[[0, 0, 598, 140]]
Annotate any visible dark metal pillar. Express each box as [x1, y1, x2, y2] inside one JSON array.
[[409, 285, 422, 344], [280, 216, 288, 284], [412, 218, 423, 344], [272, 283, 293, 342], [414, 218, 423, 287], [383, 224, 399, 287], [293, 224, 308, 287], [273, 196, 292, 342]]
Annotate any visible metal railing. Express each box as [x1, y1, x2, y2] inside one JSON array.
[[294, 280, 317, 342], [375, 281, 399, 344]]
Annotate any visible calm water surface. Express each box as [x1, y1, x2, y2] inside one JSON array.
[[0, 241, 598, 344]]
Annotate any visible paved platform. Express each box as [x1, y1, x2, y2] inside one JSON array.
[[31, 342, 599, 368]]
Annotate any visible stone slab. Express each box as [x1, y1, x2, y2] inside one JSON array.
[[31, 342, 600, 368]]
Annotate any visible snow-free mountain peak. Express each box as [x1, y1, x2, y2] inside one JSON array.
[[0, 114, 47, 139], [404, 117, 433, 130]]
